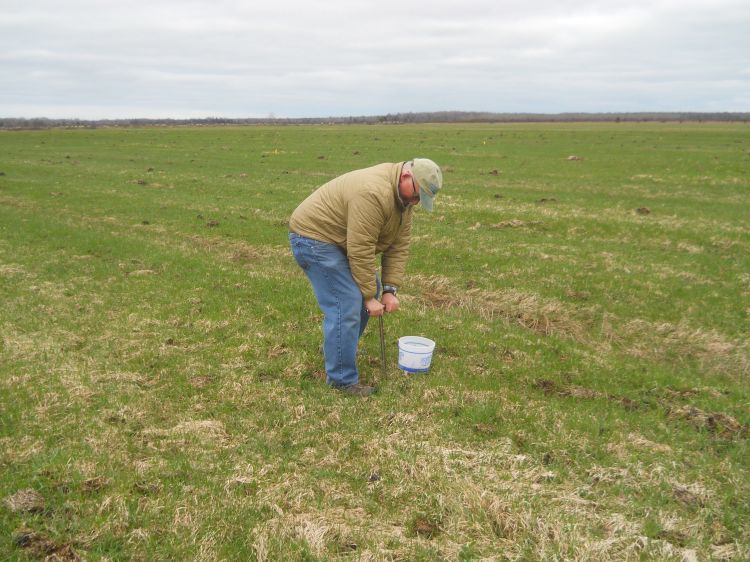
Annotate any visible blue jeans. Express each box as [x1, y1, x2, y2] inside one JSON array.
[[289, 233, 376, 387]]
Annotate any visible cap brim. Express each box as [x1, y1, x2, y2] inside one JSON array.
[[419, 187, 434, 211]]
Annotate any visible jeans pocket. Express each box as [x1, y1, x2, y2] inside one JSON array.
[[310, 241, 347, 269], [290, 237, 309, 269]]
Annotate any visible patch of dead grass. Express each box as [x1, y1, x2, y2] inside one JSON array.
[[1, 325, 59, 362], [1, 435, 45, 464], [711, 543, 749, 561], [4, 489, 45, 513], [626, 433, 673, 454], [189, 374, 213, 388], [620, 320, 750, 378], [96, 371, 149, 385], [185, 234, 287, 265], [252, 509, 369, 561], [140, 419, 231, 448], [587, 466, 630, 485], [95, 494, 131, 539], [171, 420, 229, 442], [0, 263, 27, 276], [666, 405, 747, 438], [410, 274, 749, 377], [490, 219, 542, 229], [13, 528, 81, 561], [671, 481, 712, 507], [411, 274, 589, 339]]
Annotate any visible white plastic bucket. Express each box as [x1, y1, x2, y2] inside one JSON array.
[[398, 336, 436, 373]]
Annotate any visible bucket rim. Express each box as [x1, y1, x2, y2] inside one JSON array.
[[398, 335, 435, 345], [398, 336, 436, 357]]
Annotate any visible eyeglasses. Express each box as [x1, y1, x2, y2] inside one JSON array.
[[408, 175, 420, 203]]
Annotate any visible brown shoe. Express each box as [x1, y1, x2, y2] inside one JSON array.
[[337, 383, 376, 397]]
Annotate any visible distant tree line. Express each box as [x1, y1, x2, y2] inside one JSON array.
[[1, 112, 748, 130]]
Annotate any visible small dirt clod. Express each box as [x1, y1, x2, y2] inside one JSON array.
[[190, 375, 212, 388], [82, 477, 110, 493], [413, 517, 440, 538]]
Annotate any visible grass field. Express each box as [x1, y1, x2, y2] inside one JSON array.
[[1, 122, 749, 561]]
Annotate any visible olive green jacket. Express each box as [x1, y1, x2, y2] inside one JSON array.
[[288, 162, 413, 299]]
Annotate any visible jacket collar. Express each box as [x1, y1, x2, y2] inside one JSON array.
[[394, 161, 408, 210]]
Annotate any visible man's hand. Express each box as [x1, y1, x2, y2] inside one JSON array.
[[381, 292, 400, 313], [365, 297, 385, 317]]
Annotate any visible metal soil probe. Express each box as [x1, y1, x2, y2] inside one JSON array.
[[378, 314, 387, 373]]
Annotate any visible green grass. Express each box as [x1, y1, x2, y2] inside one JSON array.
[[1, 122, 749, 561]]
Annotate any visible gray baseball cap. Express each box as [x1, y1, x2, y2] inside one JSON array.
[[412, 158, 443, 212]]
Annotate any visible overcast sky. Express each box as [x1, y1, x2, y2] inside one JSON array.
[[2, 0, 749, 119]]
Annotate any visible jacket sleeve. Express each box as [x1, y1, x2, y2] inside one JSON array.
[[346, 191, 385, 299], [381, 210, 411, 289]]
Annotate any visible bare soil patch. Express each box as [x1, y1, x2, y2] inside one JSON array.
[[411, 516, 441, 538]]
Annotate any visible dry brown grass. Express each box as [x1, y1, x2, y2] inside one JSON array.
[[666, 405, 748, 438], [490, 219, 542, 229], [626, 433, 673, 454], [228, 408, 722, 561], [13, 528, 81, 561], [0, 263, 27, 276], [410, 274, 750, 378], [4, 489, 45, 513], [1, 325, 60, 363], [184, 233, 288, 265], [621, 320, 750, 376], [410, 274, 591, 339], [140, 420, 232, 450]]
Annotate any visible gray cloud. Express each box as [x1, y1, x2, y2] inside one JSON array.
[[2, 0, 748, 118]]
